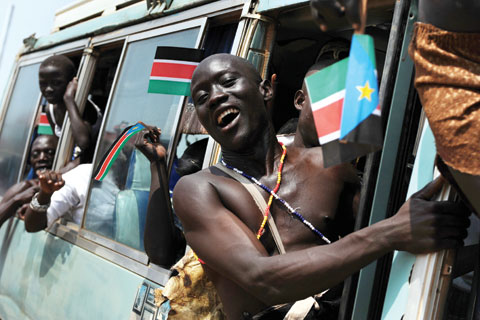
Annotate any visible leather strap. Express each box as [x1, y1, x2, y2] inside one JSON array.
[[214, 163, 286, 254]]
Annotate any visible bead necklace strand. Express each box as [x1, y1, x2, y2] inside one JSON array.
[[221, 147, 331, 244], [256, 142, 287, 239]]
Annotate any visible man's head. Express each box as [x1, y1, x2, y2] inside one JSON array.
[[39, 55, 76, 104], [30, 135, 58, 172], [190, 54, 273, 151]]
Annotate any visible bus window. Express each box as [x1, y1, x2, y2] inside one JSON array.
[[83, 27, 202, 253], [0, 63, 41, 196]]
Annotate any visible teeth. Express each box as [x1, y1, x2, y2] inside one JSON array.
[[217, 108, 239, 125]]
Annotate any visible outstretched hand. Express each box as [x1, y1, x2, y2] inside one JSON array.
[[37, 170, 65, 195], [390, 177, 470, 254], [64, 77, 78, 103], [135, 126, 167, 163]]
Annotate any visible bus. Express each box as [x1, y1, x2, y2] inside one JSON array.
[[0, 0, 477, 319]]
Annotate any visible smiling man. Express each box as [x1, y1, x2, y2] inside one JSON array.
[[173, 54, 469, 319], [0, 135, 58, 227]]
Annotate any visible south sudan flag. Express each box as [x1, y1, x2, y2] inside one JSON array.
[[147, 47, 204, 96], [37, 113, 53, 135], [305, 58, 348, 146], [94, 122, 146, 181]]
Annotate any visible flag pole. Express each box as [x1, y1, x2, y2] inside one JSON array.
[[355, 0, 368, 34]]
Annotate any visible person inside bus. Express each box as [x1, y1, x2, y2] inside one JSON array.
[[38, 55, 102, 166], [136, 126, 207, 267], [0, 135, 58, 228], [171, 53, 470, 319], [310, 0, 480, 216], [23, 162, 92, 232]]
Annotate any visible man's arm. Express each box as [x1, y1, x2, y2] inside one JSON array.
[[135, 127, 184, 267], [174, 175, 469, 305], [0, 181, 39, 227], [63, 77, 92, 151], [24, 171, 65, 232]]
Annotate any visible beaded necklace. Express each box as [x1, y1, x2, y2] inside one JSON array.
[[221, 145, 331, 244], [256, 142, 287, 238]]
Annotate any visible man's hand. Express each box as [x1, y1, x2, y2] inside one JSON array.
[[310, 0, 347, 31], [389, 178, 470, 254], [135, 126, 167, 163], [13, 184, 40, 205], [37, 170, 65, 196], [63, 77, 78, 103]]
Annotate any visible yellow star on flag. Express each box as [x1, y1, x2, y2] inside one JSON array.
[[356, 81, 375, 102]]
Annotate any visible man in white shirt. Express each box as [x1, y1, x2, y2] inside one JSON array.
[[24, 163, 92, 231]]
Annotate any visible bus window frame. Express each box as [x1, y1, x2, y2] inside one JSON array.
[[1, 0, 259, 286], [0, 39, 89, 191], [75, 17, 209, 268]]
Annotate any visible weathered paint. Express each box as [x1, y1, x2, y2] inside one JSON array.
[[0, 219, 145, 320], [381, 122, 436, 319]]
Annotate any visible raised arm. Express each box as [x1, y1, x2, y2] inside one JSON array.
[[135, 127, 184, 267], [24, 171, 65, 232], [63, 77, 92, 151], [174, 175, 468, 305]]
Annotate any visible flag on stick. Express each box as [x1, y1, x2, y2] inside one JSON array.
[[340, 34, 382, 145], [94, 122, 146, 181], [37, 113, 53, 135], [147, 47, 204, 96]]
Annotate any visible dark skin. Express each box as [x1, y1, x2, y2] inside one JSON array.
[[39, 60, 92, 151], [311, 0, 480, 32], [134, 126, 185, 268], [0, 135, 58, 227], [173, 54, 469, 319], [24, 170, 65, 232]]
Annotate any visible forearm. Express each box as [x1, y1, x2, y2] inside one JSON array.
[[64, 98, 91, 150], [216, 218, 395, 305], [24, 191, 51, 232], [0, 198, 21, 226], [144, 162, 180, 267]]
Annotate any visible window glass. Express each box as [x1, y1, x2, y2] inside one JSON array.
[[0, 63, 41, 195], [84, 27, 200, 252]]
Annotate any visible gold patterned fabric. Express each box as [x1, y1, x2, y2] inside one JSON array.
[[154, 249, 226, 319], [409, 23, 480, 175]]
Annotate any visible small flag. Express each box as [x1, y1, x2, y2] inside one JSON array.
[[37, 113, 53, 135], [340, 34, 381, 141], [94, 122, 146, 181], [305, 58, 348, 145], [147, 47, 204, 96]]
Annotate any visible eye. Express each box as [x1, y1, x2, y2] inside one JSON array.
[[195, 93, 208, 105], [222, 78, 236, 87]]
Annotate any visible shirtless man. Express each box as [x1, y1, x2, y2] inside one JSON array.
[[173, 53, 469, 319], [39, 55, 100, 164], [0, 135, 58, 227]]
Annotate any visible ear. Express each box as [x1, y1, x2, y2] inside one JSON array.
[[294, 89, 306, 111], [259, 79, 273, 103]]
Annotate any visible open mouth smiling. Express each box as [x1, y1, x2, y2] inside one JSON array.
[[216, 107, 240, 128]]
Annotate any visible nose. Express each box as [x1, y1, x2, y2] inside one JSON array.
[[208, 85, 228, 109], [45, 85, 54, 94]]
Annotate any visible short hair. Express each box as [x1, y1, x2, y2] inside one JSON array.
[[40, 55, 76, 80]]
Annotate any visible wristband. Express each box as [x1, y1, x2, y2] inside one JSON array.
[[29, 192, 50, 213]]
